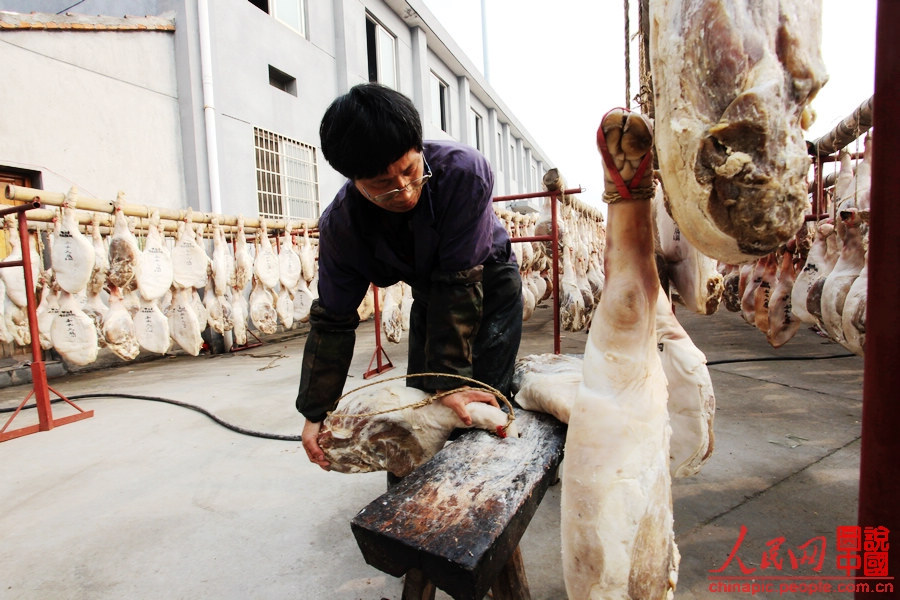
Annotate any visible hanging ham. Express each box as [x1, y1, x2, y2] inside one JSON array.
[[278, 222, 302, 291], [231, 289, 249, 346], [766, 249, 803, 348], [298, 227, 317, 284], [1, 215, 41, 308], [166, 286, 203, 356], [233, 217, 254, 292], [249, 278, 278, 334], [841, 250, 867, 356], [253, 220, 280, 290], [137, 210, 174, 301], [172, 211, 210, 290], [821, 210, 866, 343], [650, 0, 828, 263], [51, 187, 95, 294], [210, 217, 235, 295], [50, 291, 99, 365], [87, 213, 109, 296], [134, 296, 171, 355], [102, 286, 140, 361], [107, 192, 140, 291]]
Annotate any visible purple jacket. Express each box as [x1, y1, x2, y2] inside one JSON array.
[[315, 140, 513, 316]]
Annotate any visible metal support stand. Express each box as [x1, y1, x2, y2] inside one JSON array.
[[0, 200, 93, 442], [364, 285, 394, 379]]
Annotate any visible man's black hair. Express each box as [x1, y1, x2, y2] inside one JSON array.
[[319, 83, 424, 180]]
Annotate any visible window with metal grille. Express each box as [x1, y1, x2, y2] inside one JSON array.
[[254, 128, 319, 220]]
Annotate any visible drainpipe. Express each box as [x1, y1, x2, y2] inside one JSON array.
[[197, 0, 222, 214]]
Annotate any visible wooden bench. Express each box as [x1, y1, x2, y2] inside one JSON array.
[[351, 410, 567, 600]]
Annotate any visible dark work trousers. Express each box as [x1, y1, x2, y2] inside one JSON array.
[[405, 261, 523, 399]]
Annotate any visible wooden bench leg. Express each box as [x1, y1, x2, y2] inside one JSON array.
[[402, 568, 436, 600], [490, 546, 532, 600]]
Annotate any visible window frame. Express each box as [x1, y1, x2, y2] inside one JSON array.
[[254, 127, 320, 221], [430, 72, 450, 133], [365, 15, 398, 89]]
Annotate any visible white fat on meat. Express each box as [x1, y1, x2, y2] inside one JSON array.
[[357, 286, 376, 322], [753, 253, 778, 335], [4, 296, 30, 346], [766, 250, 803, 348], [231, 289, 249, 346], [0, 280, 12, 344], [204, 280, 233, 335], [650, 0, 827, 264], [233, 217, 254, 292], [87, 213, 110, 296], [653, 184, 724, 315], [51, 187, 95, 294], [36, 274, 61, 350], [821, 211, 866, 344], [134, 296, 171, 355], [562, 110, 678, 599], [380, 283, 404, 343], [318, 385, 517, 478], [107, 192, 140, 291], [740, 258, 766, 326], [249, 278, 278, 334], [560, 246, 587, 332], [293, 278, 313, 324], [253, 220, 280, 290], [278, 223, 303, 291], [791, 220, 837, 325], [51, 291, 98, 365], [841, 249, 867, 357], [298, 227, 317, 284], [166, 286, 203, 356], [81, 289, 108, 348], [102, 286, 140, 361], [191, 287, 208, 334], [276, 286, 294, 329], [137, 210, 174, 301], [210, 217, 235, 295], [172, 211, 210, 290], [836, 136, 872, 212], [1, 216, 41, 308]]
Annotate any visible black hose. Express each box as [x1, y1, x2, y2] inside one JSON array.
[[0, 392, 303, 442], [706, 353, 856, 366]]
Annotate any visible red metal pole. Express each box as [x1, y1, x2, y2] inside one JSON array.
[[551, 192, 561, 355], [857, 2, 900, 596]]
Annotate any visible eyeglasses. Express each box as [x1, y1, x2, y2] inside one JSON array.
[[360, 158, 432, 203]]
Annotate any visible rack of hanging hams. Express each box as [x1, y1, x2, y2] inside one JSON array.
[[717, 134, 871, 356], [3, 184, 320, 367]]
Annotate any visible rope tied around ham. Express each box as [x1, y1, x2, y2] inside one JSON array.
[[596, 107, 656, 204], [328, 372, 516, 437]]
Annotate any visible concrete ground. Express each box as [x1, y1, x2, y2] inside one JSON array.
[[0, 302, 865, 599]]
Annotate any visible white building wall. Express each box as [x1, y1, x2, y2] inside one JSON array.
[[0, 27, 186, 209]]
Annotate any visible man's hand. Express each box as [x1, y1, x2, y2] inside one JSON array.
[[437, 388, 500, 426], [302, 419, 331, 470]]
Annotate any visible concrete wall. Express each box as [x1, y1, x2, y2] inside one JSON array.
[[0, 23, 187, 209]]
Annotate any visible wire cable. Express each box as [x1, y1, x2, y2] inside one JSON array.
[[706, 353, 856, 366], [0, 392, 303, 442]]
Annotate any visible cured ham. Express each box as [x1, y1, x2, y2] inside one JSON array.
[[562, 110, 677, 598], [298, 227, 317, 284], [249, 278, 278, 334], [791, 220, 836, 325], [172, 211, 209, 290], [560, 246, 587, 332], [821, 211, 866, 343], [380, 283, 404, 343], [650, 0, 828, 263], [210, 217, 235, 295], [233, 217, 254, 292], [253, 220, 280, 290], [293, 278, 314, 324], [752, 253, 778, 334], [50, 291, 99, 365], [653, 184, 724, 315], [4, 296, 30, 346], [166, 286, 203, 356], [102, 286, 140, 361], [51, 187, 95, 294], [107, 192, 140, 291], [134, 296, 171, 355], [740, 258, 766, 325], [841, 250, 867, 356], [36, 272, 60, 350], [1, 216, 40, 308], [766, 250, 803, 348], [203, 280, 233, 335], [278, 223, 302, 291], [275, 286, 294, 329], [317, 385, 516, 477], [137, 210, 174, 301], [87, 213, 109, 296], [0, 280, 12, 344], [231, 290, 249, 346]]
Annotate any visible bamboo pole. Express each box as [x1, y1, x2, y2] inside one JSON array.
[[4, 184, 319, 233], [809, 95, 874, 157]]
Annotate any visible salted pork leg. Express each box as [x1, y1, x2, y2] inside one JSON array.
[[650, 0, 828, 263], [562, 109, 678, 599]]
